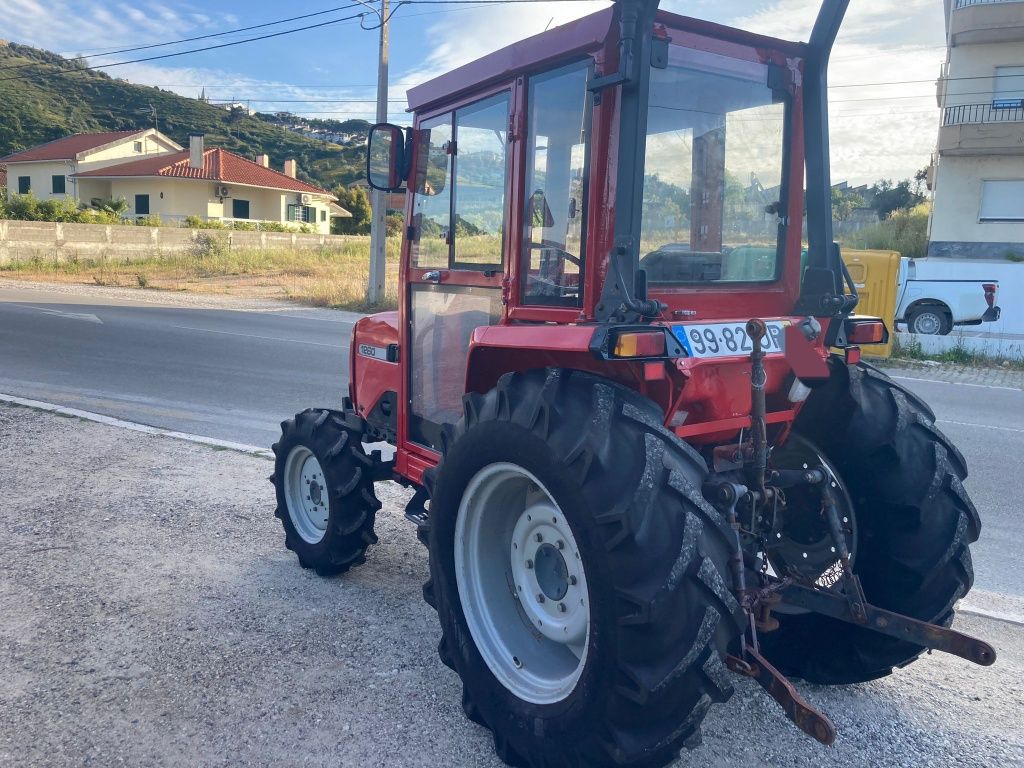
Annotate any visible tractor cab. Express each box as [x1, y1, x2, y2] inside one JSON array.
[[357, 2, 847, 472]]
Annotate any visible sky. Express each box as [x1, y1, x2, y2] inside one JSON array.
[[0, 0, 950, 185]]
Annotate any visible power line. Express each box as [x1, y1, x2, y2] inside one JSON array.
[[0, 12, 370, 85], [0, 4, 367, 73]]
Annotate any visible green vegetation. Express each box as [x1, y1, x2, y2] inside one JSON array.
[[0, 191, 120, 224], [841, 203, 929, 259], [892, 334, 1024, 371], [0, 42, 368, 189], [332, 186, 372, 235]]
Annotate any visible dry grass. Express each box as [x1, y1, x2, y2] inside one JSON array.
[[0, 236, 401, 311]]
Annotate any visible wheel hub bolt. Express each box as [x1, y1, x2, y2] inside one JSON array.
[[556, 540, 565, 550], [525, 559, 534, 569], [569, 575, 577, 586], [536, 594, 545, 603], [558, 603, 567, 613], [535, 533, 544, 543]]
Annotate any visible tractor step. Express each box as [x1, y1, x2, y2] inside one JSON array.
[[404, 486, 430, 546]]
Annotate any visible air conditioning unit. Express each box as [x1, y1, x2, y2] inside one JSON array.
[[216, 185, 230, 198], [300, 193, 313, 205]]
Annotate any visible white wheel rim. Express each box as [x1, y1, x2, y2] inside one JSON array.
[[283, 446, 329, 544], [454, 463, 590, 705]]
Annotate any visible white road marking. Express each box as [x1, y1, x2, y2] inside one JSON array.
[[890, 375, 1021, 393], [939, 419, 1024, 434], [169, 324, 345, 348], [0, 393, 272, 458], [24, 305, 103, 324]]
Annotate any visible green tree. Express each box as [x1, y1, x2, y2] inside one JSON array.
[[831, 186, 864, 222], [868, 178, 925, 220], [332, 185, 372, 235]]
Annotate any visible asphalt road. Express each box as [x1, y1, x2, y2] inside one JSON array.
[[0, 284, 355, 446], [0, 282, 1021, 602]]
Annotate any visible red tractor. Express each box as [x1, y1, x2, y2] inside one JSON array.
[[272, 1, 994, 765]]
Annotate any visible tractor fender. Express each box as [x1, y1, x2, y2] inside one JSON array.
[[464, 324, 637, 399]]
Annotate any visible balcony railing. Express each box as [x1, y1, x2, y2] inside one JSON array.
[[955, 0, 1023, 8], [942, 101, 1024, 126]]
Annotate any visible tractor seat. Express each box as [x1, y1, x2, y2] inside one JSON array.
[[641, 248, 723, 283]]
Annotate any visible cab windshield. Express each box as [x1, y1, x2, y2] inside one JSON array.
[[641, 46, 788, 285]]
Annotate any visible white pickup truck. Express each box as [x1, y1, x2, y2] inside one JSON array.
[[896, 258, 1001, 335]]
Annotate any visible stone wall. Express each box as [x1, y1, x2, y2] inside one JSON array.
[[0, 219, 358, 264]]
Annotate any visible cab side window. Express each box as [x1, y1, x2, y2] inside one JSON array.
[[522, 62, 591, 306], [410, 92, 511, 271]]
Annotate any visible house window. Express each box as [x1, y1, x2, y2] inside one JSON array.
[[135, 194, 150, 215], [287, 204, 315, 223], [320, 209, 326, 222], [233, 199, 251, 219], [52, 175, 66, 194], [980, 180, 1024, 222], [134, 141, 144, 153], [17, 176, 30, 194]]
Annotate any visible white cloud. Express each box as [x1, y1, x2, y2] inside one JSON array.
[[394, 0, 946, 184]]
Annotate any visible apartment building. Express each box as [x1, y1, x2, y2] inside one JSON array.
[[930, 0, 1024, 259]]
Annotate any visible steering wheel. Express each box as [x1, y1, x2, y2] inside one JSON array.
[[529, 241, 581, 268]]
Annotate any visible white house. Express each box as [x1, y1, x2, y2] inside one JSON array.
[[0, 129, 182, 202], [930, 0, 1024, 259], [2, 132, 346, 235]]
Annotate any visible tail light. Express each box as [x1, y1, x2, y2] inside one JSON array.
[[612, 331, 666, 358], [844, 318, 888, 345], [983, 283, 997, 308]]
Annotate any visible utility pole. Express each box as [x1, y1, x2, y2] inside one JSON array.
[[367, 0, 390, 306]]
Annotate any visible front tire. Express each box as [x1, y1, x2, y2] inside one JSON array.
[[759, 360, 979, 683], [271, 409, 380, 576], [424, 370, 744, 768]]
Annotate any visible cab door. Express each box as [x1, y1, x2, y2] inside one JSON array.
[[400, 85, 519, 459]]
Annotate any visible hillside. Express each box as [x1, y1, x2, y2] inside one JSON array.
[[0, 42, 368, 190]]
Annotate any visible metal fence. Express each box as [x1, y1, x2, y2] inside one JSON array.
[[955, 0, 1020, 8], [942, 102, 1024, 126]]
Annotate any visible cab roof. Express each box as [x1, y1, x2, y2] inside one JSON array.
[[405, 6, 806, 115]]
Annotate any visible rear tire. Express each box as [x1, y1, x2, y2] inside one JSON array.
[[758, 360, 979, 684], [907, 305, 952, 335], [271, 409, 380, 576], [423, 369, 744, 768]]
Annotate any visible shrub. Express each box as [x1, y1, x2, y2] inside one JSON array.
[[842, 203, 929, 259], [190, 232, 228, 259], [135, 214, 164, 228]]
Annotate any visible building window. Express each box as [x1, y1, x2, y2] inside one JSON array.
[[980, 180, 1024, 222], [287, 204, 315, 223], [134, 141, 144, 153], [17, 176, 30, 194], [135, 194, 150, 215], [52, 175, 66, 194], [232, 199, 250, 219], [320, 209, 326, 222]]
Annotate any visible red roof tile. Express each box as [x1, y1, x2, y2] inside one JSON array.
[[73, 148, 330, 196], [0, 131, 143, 163]]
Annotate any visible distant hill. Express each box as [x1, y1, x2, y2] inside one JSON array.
[[0, 42, 368, 191]]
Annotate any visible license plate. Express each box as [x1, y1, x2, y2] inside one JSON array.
[[673, 321, 786, 359]]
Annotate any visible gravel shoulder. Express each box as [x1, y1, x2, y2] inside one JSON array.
[[1, 404, 1021, 767]]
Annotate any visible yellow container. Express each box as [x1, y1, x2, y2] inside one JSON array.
[[840, 248, 901, 359]]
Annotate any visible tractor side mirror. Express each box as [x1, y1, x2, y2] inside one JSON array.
[[367, 123, 407, 192]]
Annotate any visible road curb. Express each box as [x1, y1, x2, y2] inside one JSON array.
[[957, 602, 1024, 628], [0, 393, 273, 459]]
